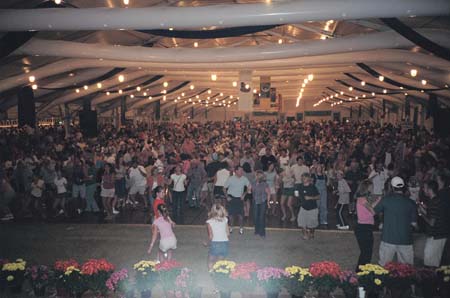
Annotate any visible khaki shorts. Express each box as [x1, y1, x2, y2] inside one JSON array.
[[424, 237, 447, 267], [379, 241, 413, 266], [159, 236, 177, 252], [297, 208, 318, 229]]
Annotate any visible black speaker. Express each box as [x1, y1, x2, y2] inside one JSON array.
[[18, 86, 36, 128], [434, 108, 450, 137], [79, 110, 97, 138]]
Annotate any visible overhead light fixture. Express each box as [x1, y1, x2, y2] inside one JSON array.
[[340, 91, 344, 95], [308, 74, 314, 81], [207, 90, 212, 94], [421, 79, 427, 85], [83, 85, 88, 90], [143, 92, 147, 96], [54, 0, 62, 4], [232, 81, 237, 87], [196, 95, 199, 99], [76, 89, 80, 93], [118, 75, 125, 82], [163, 81, 168, 87], [130, 94, 134, 98], [194, 42, 198, 48], [149, 96, 152, 100], [410, 69, 418, 77], [28, 76, 36, 83], [163, 96, 166, 101], [190, 85, 195, 90], [378, 75, 384, 82], [302, 83, 306, 88], [106, 91, 110, 95], [220, 92, 223, 96], [162, 90, 167, 94], [118, 89, 123, 94], [31, 84, 38, 90], [278, 39, 283, 44], [181, 92, 185, 96], [253, 89, 257, 94], [361, 81, 366, 86], [383, 89, 387, 94], [136, 86, 141, 91], [371, 92, 375, 96], [123, 0, 129, 5], [97, 83, 102, 88], [211, 74, 217, 81], [303, 79, 308, 84], [348, 87, 353, 91]]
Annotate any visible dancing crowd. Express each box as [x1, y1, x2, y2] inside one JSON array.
[[0, 119, 449, 268]]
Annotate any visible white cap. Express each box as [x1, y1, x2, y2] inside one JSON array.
[[391, 176, 405, 188]]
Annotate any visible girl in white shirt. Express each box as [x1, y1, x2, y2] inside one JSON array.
[[206, 203, 230, 269]]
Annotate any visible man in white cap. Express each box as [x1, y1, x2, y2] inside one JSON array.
[[370, 176, 417, 265]]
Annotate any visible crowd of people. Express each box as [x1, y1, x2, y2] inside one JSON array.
[[0, 119, 449, 268]]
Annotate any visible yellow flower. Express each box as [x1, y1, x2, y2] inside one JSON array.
[[7, 275, 14, 282], [374, 278, 382, 286]]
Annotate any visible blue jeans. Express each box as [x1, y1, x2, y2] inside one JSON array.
[[254, 203, 267, 237], [186, 183, 201, 208], [85, 183, 99, 212], [171, 190, 185, 224], [316, 179, 328, 225]]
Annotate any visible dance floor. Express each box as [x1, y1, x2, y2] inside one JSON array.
[[0, 223, 428, 297]]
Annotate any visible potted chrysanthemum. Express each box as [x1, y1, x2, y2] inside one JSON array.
[[133, 260, 158, 298], [309, 261, 342, 298], [283, 266, 313, 298], [1, 258, 27, 294], [256, 267, 288, 298], [384, 262, 416, 298], [81, 258, 115, 297], [210, 260, 236, 298], [357, 264, 389, 298], [26, 265, 54, 297]]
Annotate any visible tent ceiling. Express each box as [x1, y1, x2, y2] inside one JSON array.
[[0, 0, 449, 118]]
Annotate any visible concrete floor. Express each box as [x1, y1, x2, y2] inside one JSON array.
[[0, 223, 428, 297]]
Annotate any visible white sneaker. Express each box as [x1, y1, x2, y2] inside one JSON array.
[[239, 228, 244, 235], [113, 208, 120, 215], [337, 225, 349, 230], [229, 227, 233, 234]]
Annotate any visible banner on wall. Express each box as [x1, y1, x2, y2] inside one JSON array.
[[260, 76, 271, 98]]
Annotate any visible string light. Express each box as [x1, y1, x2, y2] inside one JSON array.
[[136, 86, 141, 91], [130, 94, 134, 98], [371, 92, 375, 96], [410, 69, 418, 77], [83, 85, 88, 90], [163, 82, 168, 87], [28, 76, 36, 83], [163, 96, 166, 101], [181, 92, 185, 96], [31, 84, 38, 90], [196, 95, 199, 99], [278, 39, 283, 44], [118, 89, 123, 94], [245, 84, 250, 89], [383, 89, 387, 94], [194, 42, 198, 48], [348, 86, 353, 91], [207, 90, 212, 94], [97, 83, 102, 88], [421, 79, 427, 85], [190, 85, 195, 90], [253, 89, 257, 94], [76, 89, 80, 93], [220, 93, 224, 96], [303, 79, 308, 84], [361, 81, 366, 86], [378, 76, 384, 81], [211, 74, 217, 81], [106, 91, 110, 95], [123, 0, 129, 5], [162, 90, 167, 94], [143, 92, 147, 96], [118, 75, 125, 82], [54, 0, 62, 4], [308, 74, 314, 81]]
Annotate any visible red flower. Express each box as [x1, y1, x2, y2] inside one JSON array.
[[54, 259, 80, 272], [309, 261, 342, 279], [230, 262, 259, 280], [81, 259, 115, 275], [155, 260, 182, 271], [384, 262, 416, 279]]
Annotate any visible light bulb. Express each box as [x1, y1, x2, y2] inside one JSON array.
[[194, 42, 198, 48], [118, 89, 123, 94], [97, 83, 102, 88], [278, 39, 283, 44], [54, 0, 62, 4], [31, 84, 38, 90], [163, 82, 168, 87], [371, 92, 375, 96], [308, 74, 314, 81], [130, 94, 134, 98], [181, 93, 185, 96], [253, 89, 257, 94], [208, 90, 212, 94], [348, 87, 353, 91], [303, 79, 308, 84], [421, 79, 427, 85], [83, 85, 88, 90], [379, 76, 384, 82], [106, 91, 110, 95], [220, 93, 223, 96], [245, 84, 250, 89], [28, 76, 36, 83], [410, 69, 417, 77], [361, 81, 365, 86], [118, 75, 125, 82], [123, 0, 129, 5], [190, 85, 195, 90], [76, 89, 80, 93], [232, 81, 237, 87], [163, 96, 166, 101], [211, 74, 217, 81], [230, 95, 233, 99], [136, 86, 141, 91], [143, 92, 147, 96], [383, 89, 387, 94]]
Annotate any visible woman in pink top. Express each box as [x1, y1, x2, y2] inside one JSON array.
[[147, 204, 177, 262], [354, 180, 380, 271]]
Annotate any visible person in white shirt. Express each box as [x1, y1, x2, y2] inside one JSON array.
[[53, 171, 67, 216], [213, 162, 230, 206], [205, 203, 230, 269], [128, 159, 147, 207], [168, 165, 187, 224], [224, 166, 251, 234], [291, 157, 310, 187]]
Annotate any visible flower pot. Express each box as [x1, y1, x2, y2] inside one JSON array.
[[33, 286, 47, 297], [317, 290, 331, 298], [9, 284, 22, 294], [219, 290, 231, 298], [141, 290, 152, 298], [267, 291, 279, 298]]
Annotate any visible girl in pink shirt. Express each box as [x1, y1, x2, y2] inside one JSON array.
[[354, 180, 380, 271], [147, 204, 177, 262]]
